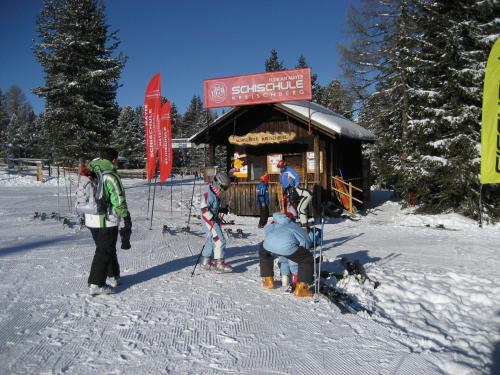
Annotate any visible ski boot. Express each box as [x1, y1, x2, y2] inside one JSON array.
[[294, 282, 314, 298], [108, 276, 122, 288], [262, 276, 275, 289], [88, 284, 115, 296], [213, 260, 233, 273], [281, 275, 294, 293], [200, 256, 214, 271]]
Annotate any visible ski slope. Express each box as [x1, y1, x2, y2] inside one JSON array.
[[0, 170, 498, 374]]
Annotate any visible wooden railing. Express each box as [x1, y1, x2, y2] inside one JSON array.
[[332, 176, 363, 214]]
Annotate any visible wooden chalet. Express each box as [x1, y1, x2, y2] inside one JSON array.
[[189, 100, 376, 217]]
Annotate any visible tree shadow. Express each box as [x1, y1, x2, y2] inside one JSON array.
[[492, 311, 500, 375], [321, 233, 364, 248], [0, 233, 86, 257], [119, 243, 260, 292], [336, 249, 381, 265], [320, 249, 382, 274], [227, 243, 260, 273]]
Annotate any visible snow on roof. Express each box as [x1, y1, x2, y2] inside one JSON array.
[[275, 101, 376, 141], [189, 101, 375, 143]]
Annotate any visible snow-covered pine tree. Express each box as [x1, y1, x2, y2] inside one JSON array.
[[33, 0, 126, 164], [170, 103, 188, 170], [0, 89, 10, 158], [319, 80, 354, 119], [339, 0, 417, 190], [112, 106, 144, 168], [183, 95, 214, 171], [294, 55, 322, 102], [408, 0, 500, 219], [3, 86, 40, 158], [265, 49, 286, 72]]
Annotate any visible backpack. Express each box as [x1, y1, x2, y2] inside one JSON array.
[[75, 171, 110, 215]]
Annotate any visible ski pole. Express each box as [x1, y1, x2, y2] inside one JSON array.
[[185, 177, 196, 230], [312, 220, 318, 296], [317, 217, 325, 294], [191, 235, 210, 277]]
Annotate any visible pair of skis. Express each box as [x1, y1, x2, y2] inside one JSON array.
[[318, 283, 374, 315], [311, 218, 378, 315]]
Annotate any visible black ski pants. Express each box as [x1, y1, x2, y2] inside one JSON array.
[[258, 204, 269, 228], [259, 242, 313, 284], [88, 227, 120, 286]]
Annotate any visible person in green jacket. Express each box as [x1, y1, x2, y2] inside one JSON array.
[[86, 148, 132, 295]]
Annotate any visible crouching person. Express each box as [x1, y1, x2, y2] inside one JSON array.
[[199, 171, 233, 273], [259, 212, 314, 297]]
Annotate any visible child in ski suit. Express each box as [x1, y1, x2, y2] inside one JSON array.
[[277, 226, 322, 291], [277, 160, 312, 227], [256, 174, 270, 228], [199, 171, 233, 273], [86, 148, 132, 295], [259, 212, 314, 297]]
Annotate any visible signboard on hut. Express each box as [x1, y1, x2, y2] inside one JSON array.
[[204, 68, 312, 108]]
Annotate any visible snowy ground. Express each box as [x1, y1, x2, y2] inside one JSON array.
[[0, 169, 499, 375]]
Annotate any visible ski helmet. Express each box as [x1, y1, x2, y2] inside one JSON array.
[[277, 160, 287, 169], [213, 171, 231, 191]]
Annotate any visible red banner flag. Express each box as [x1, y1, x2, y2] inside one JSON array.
[[159, 101, 173, 183], [144, 73, 161, 180], [204, 68, 312, 108]]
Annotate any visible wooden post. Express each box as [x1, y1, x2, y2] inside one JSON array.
[[208, 143, 215, 166], [37, 161, 43, 182], [349, 182, 353, 214], [313, 135, 321, 217]]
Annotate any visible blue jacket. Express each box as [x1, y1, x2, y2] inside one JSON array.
[[256, 181, 270, 206], [263, 212, 311, 256], [279, 166, 300, 189]]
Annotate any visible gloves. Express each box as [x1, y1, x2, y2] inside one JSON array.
[[120, 213, 132, 250], [219, 206, 229, 214]]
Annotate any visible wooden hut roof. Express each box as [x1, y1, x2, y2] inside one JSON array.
[[189, 100, 376, 143]]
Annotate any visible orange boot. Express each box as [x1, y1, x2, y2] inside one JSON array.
[[262, 276, 275, 289], [294, 282, 314, 297]]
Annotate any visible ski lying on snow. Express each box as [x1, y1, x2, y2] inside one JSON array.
[[318, 284, 374, 315]]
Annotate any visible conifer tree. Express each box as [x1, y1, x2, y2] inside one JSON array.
[[112, 106, 144, 168], [265, 49, 285, 72], [340, 0, 500, 220], [3, 86, 40, 158], [320, 80, 354, 119], [0, 90, 10, 157], [34, 0, 126, 163], [408, 0, 500, 218], [295, 55, 322, 102], [183, 96, 208, 169]]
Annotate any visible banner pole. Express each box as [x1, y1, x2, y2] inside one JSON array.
[[147, 179, 152, 215], [170, 176, 173, 213], [479, 184, 483, 228], [150, 172, 158, 230]]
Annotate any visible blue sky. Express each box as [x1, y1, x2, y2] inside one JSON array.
[[0, 0, 356, 115]]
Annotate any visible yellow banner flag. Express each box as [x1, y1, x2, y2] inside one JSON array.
[[480, 38, 500, 184]]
